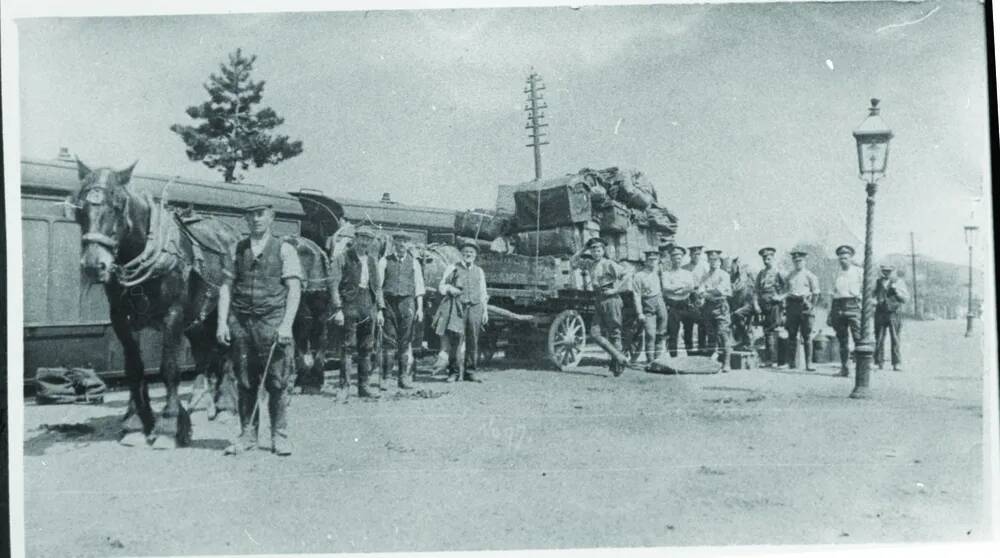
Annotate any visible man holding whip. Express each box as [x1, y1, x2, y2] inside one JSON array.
[[217, 203, 302, 457]]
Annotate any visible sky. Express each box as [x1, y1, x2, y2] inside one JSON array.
[[15, 1, 991, 267]]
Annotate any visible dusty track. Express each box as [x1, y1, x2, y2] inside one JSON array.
[[20, 320, 988, 556]]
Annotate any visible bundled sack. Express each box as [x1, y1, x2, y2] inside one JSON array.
[[417, 243, 462, 295], [611, 169, 657, 210], [514, 183, 593, 230], [34, 367, 107, 404], [514, 226, 586, 257], [638, 204, 679, 235], [454, 209, 512, 241]]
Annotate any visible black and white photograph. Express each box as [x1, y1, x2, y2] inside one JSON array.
[[3, 1, 998, 557]]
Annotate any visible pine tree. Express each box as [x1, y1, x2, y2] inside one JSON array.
[[170, 48, 303, 183]]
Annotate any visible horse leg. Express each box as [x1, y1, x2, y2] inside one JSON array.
[[151, 306, 192, 449], [111, 311, 154, 447]]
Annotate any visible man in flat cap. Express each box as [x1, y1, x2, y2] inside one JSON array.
[[572, 237, 634, 376], [682, 245, 710, 355], [699, 249, 733, 372], [632, 249, 668, 364], [784, 250, 820, 371], [660, 245, 697, 357], [329, 225, 384, 398], [874, 264, 909, 371], [753, 246, 787, 367], [829, 245, 863, 376], [217, 203, 302, 456], [434, 239, 489, 382], [377, 231, 425, 390]]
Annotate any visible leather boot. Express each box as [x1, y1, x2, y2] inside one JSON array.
[[268, 390, 292, 456], [379, 350, 393, 391], [720, 348, 732, 372], [787, 339, 799, 369], [397, 354, 413, 389], [357, 354, 380, 398], [766, 332, 779, 367], [838, 351, 850, 377], [804, 339, 815, 371], [224, 388, 258, 455]]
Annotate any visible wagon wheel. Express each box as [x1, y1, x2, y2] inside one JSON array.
[[547, 310, 586, 371]]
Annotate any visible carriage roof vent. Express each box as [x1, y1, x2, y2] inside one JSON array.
[[380, 192, 396, 204], [57, 147, 74, 162]]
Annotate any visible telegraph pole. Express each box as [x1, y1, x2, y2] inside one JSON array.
[[524, 70, 549, 180], [910, 232, 920, 319]]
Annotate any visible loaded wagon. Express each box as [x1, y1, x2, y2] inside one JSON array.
[[455, 167, 679, 371]]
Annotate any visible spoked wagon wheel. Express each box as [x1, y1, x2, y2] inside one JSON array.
[[547, 310, 586, 371]]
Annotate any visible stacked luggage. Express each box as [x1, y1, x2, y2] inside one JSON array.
[[492, 167, 678, 262]]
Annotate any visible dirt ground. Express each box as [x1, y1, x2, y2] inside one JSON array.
[[18, 320, 990, 557]]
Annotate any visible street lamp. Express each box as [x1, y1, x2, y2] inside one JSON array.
[[964, 225, 978, 337], [849, 98, 894, 400]]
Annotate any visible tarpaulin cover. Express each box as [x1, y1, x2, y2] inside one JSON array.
[[454, 209, 512, 241], [647, 355, 722, 375], [514, 226, 585, 257], [598, 201, 631, 233], [514, 184, 593, 230]]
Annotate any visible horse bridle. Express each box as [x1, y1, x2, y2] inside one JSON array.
[[78, 183, 127, 257]]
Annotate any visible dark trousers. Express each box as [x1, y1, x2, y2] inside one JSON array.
[[831, 298, 861, 370], [382, 294, 416, 378], [730, 303, 755, 350], [784, 298, 814, 369], [592, 295, 624, 372], [680, 305, 708, 355], [759, 300, 783, 364], [664, 299, 690, 357], [703, 298, 731, 360], [229, 310, 293, 436], [340, 312, 376, 388], [875, 311, 903, 367], [446, 302, 483, 376], [639, 295, 668, 362]]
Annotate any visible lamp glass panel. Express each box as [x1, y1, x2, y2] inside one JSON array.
[[858, 140, 888, 174]]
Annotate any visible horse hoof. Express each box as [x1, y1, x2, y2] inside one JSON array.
[[151, 436, 177, 450], [119, 431, 149, 447]]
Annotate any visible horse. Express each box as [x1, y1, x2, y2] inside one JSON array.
[[288, 236, 339, 392], [728, 257, 756, 351], [73, 160, 239, 449]]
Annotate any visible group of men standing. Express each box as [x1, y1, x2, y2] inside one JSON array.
[[574, 238, 909, 378], [215, 202, 488, 457], [212, 200, 910, 457]]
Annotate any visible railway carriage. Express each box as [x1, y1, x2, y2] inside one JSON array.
[[19, 157, 454, 381]]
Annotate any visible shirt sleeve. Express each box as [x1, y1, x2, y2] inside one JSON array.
[[809, 272, 820, 295], [412, 256, 426, 297], [374, 257, 386, 310], [438, 264, 456, 296], [222, 241, 238, 285], [328, 251, 344, 309], [479, 267, 489, 306], [280, 242, 303, 282]]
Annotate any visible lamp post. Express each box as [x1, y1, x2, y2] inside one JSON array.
[[964, 225, 978, 337], [849, 98, 894, 400]]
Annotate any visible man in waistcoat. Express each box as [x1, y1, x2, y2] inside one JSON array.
[[700, 249, 733, 373], [874, 264, 909, 371], [377, 231, 425, 389], [829, 245, 863, 377], [217, 203, 302, 456], [753, 246, 787, 367], [682, 245, 710, 355], [330, 226, 385, 398], [436, 240, 489, 382]]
